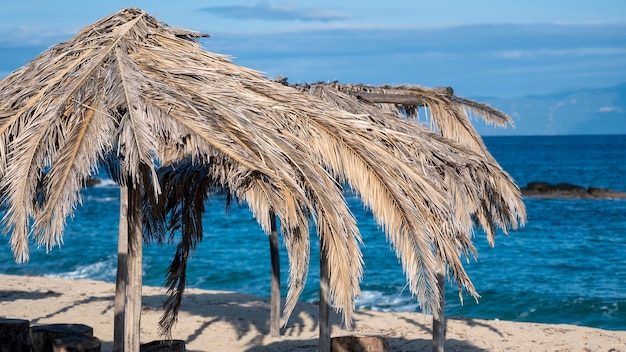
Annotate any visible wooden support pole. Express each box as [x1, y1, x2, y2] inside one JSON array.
[[269, 211, 281, 337], [126, 184, 144, 352], [319, 244, 331, 352], [432, 257, 446, 352], [114, 185, 129, 352]]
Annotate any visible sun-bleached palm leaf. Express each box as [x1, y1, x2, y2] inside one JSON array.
[[291, 83, 472, 305], [325, 83, 514, 155], [293, 82, 526, 300], [450, 95, 513, 128], [303, 82, 526, 228]]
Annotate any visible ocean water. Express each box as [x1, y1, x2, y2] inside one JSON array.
[[1, 135, 625, 331]]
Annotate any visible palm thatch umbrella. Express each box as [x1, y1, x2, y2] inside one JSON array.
[[0, 8, 356, 351], [293, 81, 525, 351], [149, 78, 526, 351], [0, 7, 525, 352]]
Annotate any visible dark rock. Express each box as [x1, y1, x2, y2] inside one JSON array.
[[521, 181, 626, 199], [84, 178, 101, 187]]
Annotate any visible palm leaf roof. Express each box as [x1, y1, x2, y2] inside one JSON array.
[[0, 8, 525, 334]]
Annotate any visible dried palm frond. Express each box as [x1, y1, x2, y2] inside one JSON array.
[[320, 83, 514, 156], [373, 84, 523, 241], [450, 95, 513, 128], [293, 82, 526, 298]]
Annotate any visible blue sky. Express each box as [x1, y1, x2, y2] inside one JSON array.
[[1, 1, 625, 98]]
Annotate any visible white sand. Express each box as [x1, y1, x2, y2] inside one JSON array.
[[1, 274, 624, 351]]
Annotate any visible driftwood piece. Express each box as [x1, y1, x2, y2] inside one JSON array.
[[140, 340, 186, 352], [331, 335, 389, 352], [0, 318, 31, 352], [31, 324, 93, 352], [52, 335, 101, 352]]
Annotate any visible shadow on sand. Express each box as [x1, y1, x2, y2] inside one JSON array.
[[141, 291, 491, 352], [252, 336, 490, 352], [1, 287, 493, 351], [0, 289, 61, 302]]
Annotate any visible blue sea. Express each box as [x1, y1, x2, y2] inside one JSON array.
[[1, 135, 625, 331]]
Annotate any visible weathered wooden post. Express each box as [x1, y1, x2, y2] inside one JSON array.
[[114, 180, 144, 352], [114, 185, 129, 352], [269, 211, 281, 337], [126, 183, 144, 352], [319, 244, 331, 352], [432, 257, 446, 352]]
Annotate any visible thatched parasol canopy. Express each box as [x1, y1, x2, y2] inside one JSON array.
[[152, 78, 528, 334], [0, 7, 525, 344], [0, 7, 360, 324]]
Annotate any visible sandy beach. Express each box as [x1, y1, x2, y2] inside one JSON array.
[[1, 273, 624, 351]]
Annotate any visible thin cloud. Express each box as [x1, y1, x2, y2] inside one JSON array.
[[0, 25, 77, 46], [599, 106, 622, 113], [200, 2, 351, 22], [203, 22, 625, 98], [493, 47, 626, 59]]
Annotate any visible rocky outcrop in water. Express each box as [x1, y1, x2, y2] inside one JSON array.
[[521, 181, 626, 199], [85, 177, 102, 187]]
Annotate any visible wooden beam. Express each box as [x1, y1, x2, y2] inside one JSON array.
[[354, 92, 428, 106], [351, 86, 454, 106]]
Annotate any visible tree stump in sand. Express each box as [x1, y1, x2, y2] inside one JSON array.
[[0, 318, 31, 352], [52, 335, 101, 352], [331, 335, 388, 352], [140, 340, 186, 352], [31, 324, 94, 352]]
